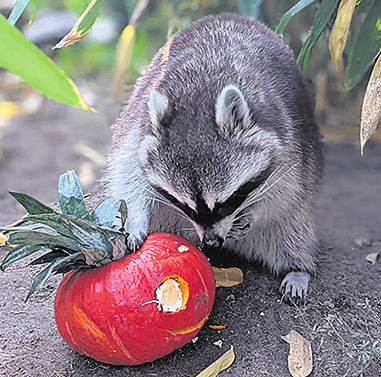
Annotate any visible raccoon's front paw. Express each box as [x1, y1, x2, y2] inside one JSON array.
[[126, 230, 148, 253], [280, 271, 310, 305]]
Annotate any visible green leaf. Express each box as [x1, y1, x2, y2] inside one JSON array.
[[7, 231, 81, 251], [1, 245, 47, 271], [54, 253, 87, 274], [25, 257, 67, 301], [0, 14, 94, 110], [346, 1, 381, 89], [29, 250, 69, 265], [9, 191, 55, 215], [276, 0, 316, 34], [25, 213, 113, 253], [58, 170, 91, 220], [0, 224, 53, 232], [91, 198, 124, 227], [54, 0, 105, 48], [8, 0, 30, 25], [24, 213, 76, 240], [297, 0, 340, 72]]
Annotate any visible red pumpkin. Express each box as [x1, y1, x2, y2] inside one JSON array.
[[54, 233, 215, 365]]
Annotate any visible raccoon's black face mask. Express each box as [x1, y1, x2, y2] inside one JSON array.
[[153, 164, 273, 247]]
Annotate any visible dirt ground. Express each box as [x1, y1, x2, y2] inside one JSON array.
[[0, 75, 380, 377]]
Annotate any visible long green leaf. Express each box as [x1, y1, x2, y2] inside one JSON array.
[[0, 14, 93, 110], [25, 213, 76, 240], [25, 213, 113, 252], [0, 224, 52, 232], [8, 0, 30, 25], [29, 250, 69, 265], [276, 0, 316, 34], [58, 171, 91, 220], [25, 257, 67, 301], [9, 191, 55, 215], [1, 245, 47, 271], [346, 1, 381, 89], [7, 231, 81, 251], [297, 0, 340, 72]]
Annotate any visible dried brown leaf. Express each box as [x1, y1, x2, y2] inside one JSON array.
[[53, 0, 103, 49], [111, 237, 128, 261], [281, 330, 313, 377], [360, 53, 381, 154], [196, 345, 235, 377], [329, 0, 357, 72], [366, 252, 380, 265], [80, 245, 111, 267], [212, 267, 243, 287]]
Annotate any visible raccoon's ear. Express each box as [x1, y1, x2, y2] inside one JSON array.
[[148, 89, 168, 135], [216, 84, 250, 136]]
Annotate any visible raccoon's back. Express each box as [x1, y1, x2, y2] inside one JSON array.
[[112, 14, 322, 183]]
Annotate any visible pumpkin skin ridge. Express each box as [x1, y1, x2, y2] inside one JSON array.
[[108, 322, 143, 364], [166, 315, 209, 335]]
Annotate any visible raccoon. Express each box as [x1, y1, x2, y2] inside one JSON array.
[[106, 14, 324, 304]]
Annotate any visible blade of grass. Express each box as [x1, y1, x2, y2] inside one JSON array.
[[276, 0, 316, 34]]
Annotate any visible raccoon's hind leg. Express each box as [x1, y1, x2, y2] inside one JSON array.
[[238, 213, 317, 305]]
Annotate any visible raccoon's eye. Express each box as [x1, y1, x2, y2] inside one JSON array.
[[153, 186, 196, 220], [216, 204, 235, 218], [215, 166, 273, 217]]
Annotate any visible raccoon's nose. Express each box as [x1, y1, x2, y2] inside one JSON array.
[[202, 232, 223, 249]]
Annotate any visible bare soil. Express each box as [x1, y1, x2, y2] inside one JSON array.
[[0, 76, 380, 377]]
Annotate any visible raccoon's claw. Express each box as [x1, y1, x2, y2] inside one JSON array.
[[280, 271, 310, 305], [126, 231, 147, 253]]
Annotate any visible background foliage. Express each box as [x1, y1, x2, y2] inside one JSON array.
[[0, 0, 380, 146]]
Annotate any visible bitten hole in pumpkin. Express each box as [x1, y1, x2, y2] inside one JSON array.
[[155, 276, 189, 313]]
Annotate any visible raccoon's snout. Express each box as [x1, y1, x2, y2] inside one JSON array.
[[202, 230, 224, 249]]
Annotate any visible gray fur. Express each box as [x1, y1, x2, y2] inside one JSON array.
[[106, 14, 324, 303], [148, 90, 168, 136]]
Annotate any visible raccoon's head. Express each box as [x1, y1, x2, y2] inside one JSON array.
[[139, 84, 281, 249]]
